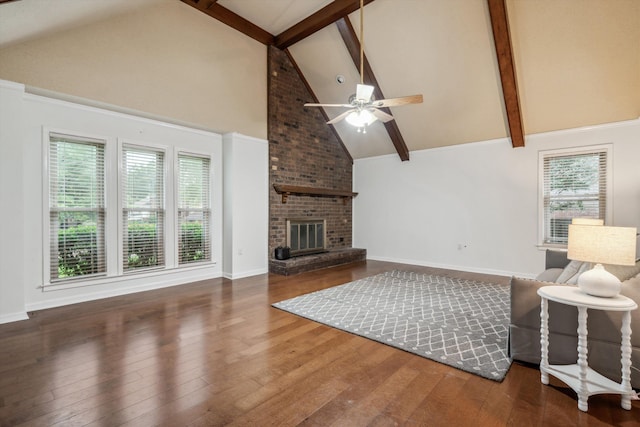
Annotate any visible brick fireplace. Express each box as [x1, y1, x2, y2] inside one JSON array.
[[267, 46, 365, 274]]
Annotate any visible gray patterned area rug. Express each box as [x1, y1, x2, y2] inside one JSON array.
[[272, 270, 512, 381]]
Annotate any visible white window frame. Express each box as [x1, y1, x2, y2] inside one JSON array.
[[538, 144, 613, 248], [174, 149, 213, 266], [118, 139, 170, 275], [42, 128, 111, 286]]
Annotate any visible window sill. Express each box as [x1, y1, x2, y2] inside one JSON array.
[[536, 243, 568, 251]]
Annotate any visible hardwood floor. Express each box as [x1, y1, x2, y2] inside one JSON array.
[[1, 260, 638, 426]]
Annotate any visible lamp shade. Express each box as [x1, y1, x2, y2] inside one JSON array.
[[571, 217, 604, 226], [567, 225, 637, 266]]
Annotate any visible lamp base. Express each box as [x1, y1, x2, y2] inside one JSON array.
[[577, 264, 621, 297]]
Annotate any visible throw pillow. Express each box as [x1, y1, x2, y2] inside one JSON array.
[[566, 261, 590, 285], [555, 260, 584, 284], [602, 260, 640, 282], [536, 268, 564, 282]]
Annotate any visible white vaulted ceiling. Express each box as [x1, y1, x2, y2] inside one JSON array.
[[1, 0, 638, 159], [218, 0, 335, 35]]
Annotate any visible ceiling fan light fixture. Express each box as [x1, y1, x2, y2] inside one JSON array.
[[302, 0, 422, 132], [345, 109, 376, 128]]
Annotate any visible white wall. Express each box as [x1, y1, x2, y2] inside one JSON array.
[[353, 119, 640, 278], [0, 81, 28, 323], [0, 80, 230, 322], [222, 133, 269, 279]]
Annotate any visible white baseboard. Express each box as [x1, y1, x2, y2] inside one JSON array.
[[222, 267, 268, 280], [0, 311, 29, 325], [366, 255, 536, 280]]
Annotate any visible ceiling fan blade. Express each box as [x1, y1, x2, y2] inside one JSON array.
[[326, 109, 356, 125], [304, 103, 352, 107], [372, 94, 423, 108], [371, 108, 395, 123], [356, 84, 375, 102]]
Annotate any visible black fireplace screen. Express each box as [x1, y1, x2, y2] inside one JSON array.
[[286, 218, 326, 256]]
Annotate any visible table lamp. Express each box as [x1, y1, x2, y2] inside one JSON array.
[[567, 224, 637, 297]]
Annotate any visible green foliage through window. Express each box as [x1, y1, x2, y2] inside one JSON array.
[[180, 222, 206, 263], [57, 223, 100, 278], [57, 221, 208, 274], [125, 221, 162, 269]]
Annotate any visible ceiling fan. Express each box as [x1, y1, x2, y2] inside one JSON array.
[[304, 0, 423, 133]]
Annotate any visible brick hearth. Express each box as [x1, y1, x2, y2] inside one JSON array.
[[269, 248, 366, 276]]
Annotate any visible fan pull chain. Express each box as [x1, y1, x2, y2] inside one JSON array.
[[360, 0, 364, 85]]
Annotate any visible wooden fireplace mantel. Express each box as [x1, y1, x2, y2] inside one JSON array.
[[273, 184, 358, 204]]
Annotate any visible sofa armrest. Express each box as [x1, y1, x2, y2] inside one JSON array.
[[510, 277, 577, 335]]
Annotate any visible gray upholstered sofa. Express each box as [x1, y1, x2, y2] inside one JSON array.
[[509, 249, 640, 388]]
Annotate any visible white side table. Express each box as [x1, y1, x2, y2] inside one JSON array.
[[538, 285, 637, 412]]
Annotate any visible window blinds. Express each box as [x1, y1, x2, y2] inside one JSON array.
[[178, 154, 211, 264], [122, 145, 165, 271], [542, 150, 607, 244], [49, 134, 106, 281]]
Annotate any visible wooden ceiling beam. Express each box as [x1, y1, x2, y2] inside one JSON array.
[[487, 0, 525, 148], [181, 0, 275, 45], [275, 0, 375, 49], [285, 49, 353, 164], [335, 17, 410, 161]]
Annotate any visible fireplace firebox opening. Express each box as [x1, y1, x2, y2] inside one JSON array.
[[286, 218, 327, 256]]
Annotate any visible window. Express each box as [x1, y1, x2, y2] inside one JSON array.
[[541, 146, 610, 245], [122, 145, 165, 271], [45, 129, 215, 288], [48, 133, 106, 281], [177, 154, 211, 264]]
